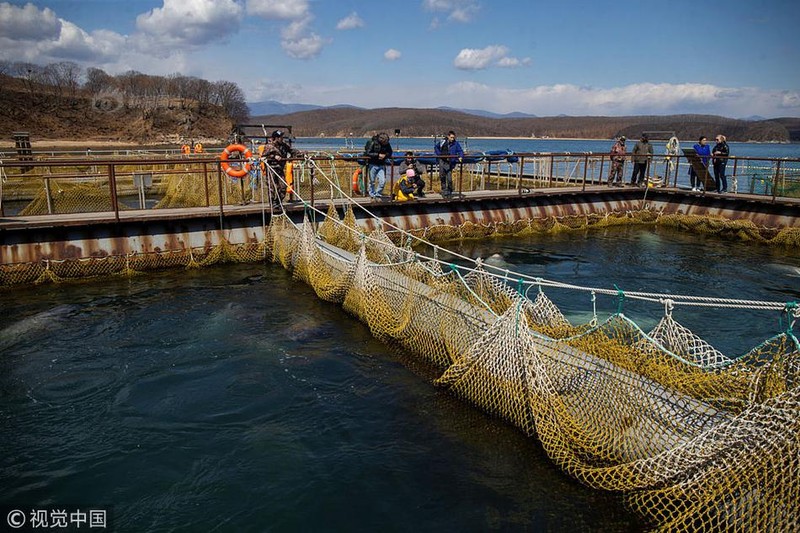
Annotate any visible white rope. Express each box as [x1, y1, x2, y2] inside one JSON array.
[[277, 155, 794, 314]]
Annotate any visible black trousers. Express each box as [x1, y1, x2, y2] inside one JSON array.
[[630, 162, 648, 184]]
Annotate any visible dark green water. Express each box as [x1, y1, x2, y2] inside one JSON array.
[[1, 226, 798, 532]]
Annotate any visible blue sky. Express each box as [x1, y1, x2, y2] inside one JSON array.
[[1, 0, 799, 117]]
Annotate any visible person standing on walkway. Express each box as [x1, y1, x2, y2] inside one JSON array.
[[398, 151, 427, 197], [607, 136, 626, 186], [264, 129, 297, 207], [712, 134, 730, 193], [630, 133, 653, 187], [434, 131, 464, 198], [690, 136, 711, 191], [364, 133, 393, 199]]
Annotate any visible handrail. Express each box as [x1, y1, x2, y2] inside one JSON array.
[[0, 152, 797, 219]]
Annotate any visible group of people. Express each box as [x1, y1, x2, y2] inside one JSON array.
[[607, 133, 730, 193], [363, 130, 464, 201], [689, 135, 730, 192]]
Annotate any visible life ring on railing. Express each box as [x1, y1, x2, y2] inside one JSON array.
[[193, 143, 204, 154], [352, 167, 362, 194], [220, 144, 252, 178], [285, 161, 294, 194], [181, 144, 191, 154]]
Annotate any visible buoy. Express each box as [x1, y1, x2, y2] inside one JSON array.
[[352, 168, 362, 194], [219, 144, 252, 178]]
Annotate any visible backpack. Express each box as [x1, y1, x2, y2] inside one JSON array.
[[364, 137, 379, 155]]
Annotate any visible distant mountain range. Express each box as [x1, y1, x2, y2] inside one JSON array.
[[248, 100, 538, 119], [248, 104, 800, 143]]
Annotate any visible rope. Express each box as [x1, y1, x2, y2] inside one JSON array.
[[277, 156, 792, 315]]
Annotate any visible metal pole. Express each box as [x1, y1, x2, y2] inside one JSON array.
[[581, 154, 589, 191], [44, 177, 53, 214], [310, 165, 315, 210], [203, 162, 210, 207], [772, 160, 781, 202], [217, 161, 224, 228], [108, 164, 120, 223]]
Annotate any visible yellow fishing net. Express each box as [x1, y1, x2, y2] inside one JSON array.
[[265, 206, 799, 531]]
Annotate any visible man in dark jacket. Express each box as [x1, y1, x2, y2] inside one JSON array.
[[364, 132, 393, 199], [434, 130, 464, 198], [264, 129, 297, 207], [630, 133, 653, 187]]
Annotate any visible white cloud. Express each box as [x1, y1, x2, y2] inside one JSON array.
[[422, 0, 480, 23], [781, 91, 800, 109], [279, 17, 328, 59], [437, 81, 798, 117], [0, 3, 126, 64], [44, 21, 126, 62], [251, 79, 302, 101], [248, 1, 328, 59], [247, 0, 309, 20], [454, 45, 520, 70], [497, 56, 531, 68], [0, 2, 61, 40], [135, 0, 242, 47], [282, 33, 326, 59], [336, 12, 364, 30], [384, 49, 401, 61]]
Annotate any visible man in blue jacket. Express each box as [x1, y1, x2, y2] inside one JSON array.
[[434, 130, 464, 198]]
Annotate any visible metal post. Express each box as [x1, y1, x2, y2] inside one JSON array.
[[581, 154, 589, 191], [310, 165, 315, 209], [599, 155, 605, 185], [772, 160, 781, 202], [518, 156, 525, 195], [548, 154, 554, 187], [44, 177, 53, 214], [217, 161, 224, 223], [203, 162, 210, 207], [108, 164, 120, 223]]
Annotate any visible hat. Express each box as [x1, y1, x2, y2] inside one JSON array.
[[406, 169, 415, 177], [271, 130, 284, 138], [619, 136, 626, 142]]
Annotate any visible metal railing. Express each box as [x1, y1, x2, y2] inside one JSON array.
[[1, 152, 798, 219]]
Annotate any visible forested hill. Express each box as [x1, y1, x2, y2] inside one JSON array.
[[0, 62, 248, 143], [254, 107, 800, 142], [0, 59, 797, 144]]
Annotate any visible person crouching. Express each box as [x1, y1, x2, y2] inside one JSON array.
[[393, 169, 418, 201]]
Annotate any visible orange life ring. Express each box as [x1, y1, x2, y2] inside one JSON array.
[[181, 144, 191, 154], [352, 168, 362, 194], [285, 161, 294, 194], [220, 144, 252, 178], [193, 143, 204, 154]]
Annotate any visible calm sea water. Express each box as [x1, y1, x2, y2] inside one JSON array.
[[296, 137, 800, 160], [1, 225, 798, 531]]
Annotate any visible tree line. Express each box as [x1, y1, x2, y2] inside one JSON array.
[[0, 60, 249, 122]]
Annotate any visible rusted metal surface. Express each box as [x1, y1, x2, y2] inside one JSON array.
[[2, 188, 798, 264]]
